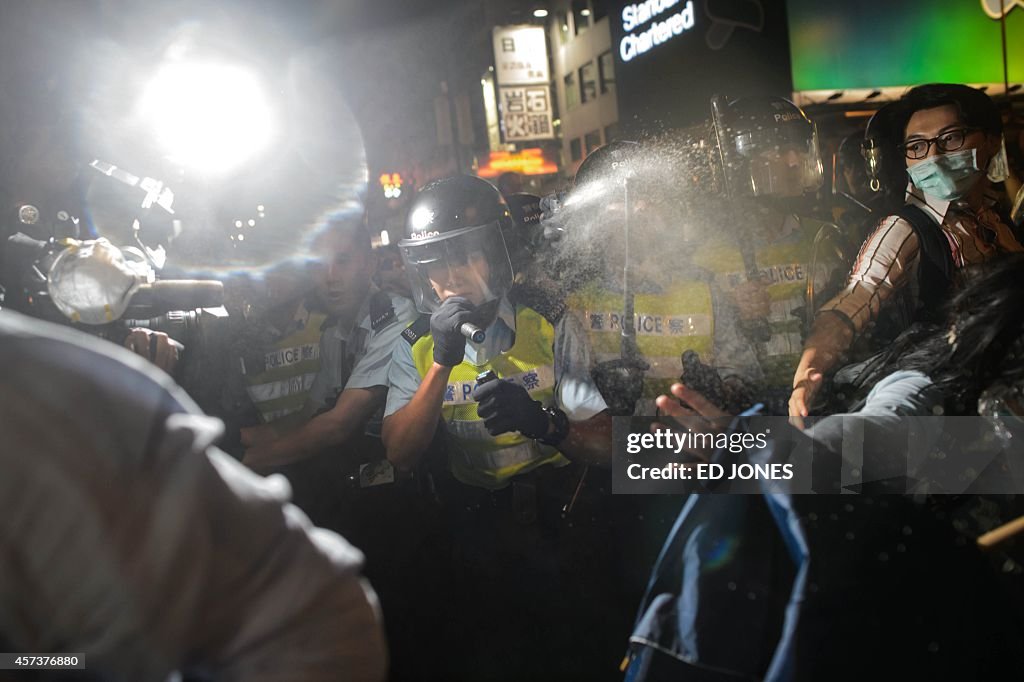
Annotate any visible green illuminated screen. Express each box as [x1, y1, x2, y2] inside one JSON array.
[[788, 0, 1023, 91]]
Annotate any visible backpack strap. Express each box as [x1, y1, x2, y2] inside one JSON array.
[[895, 204, 953, 324]]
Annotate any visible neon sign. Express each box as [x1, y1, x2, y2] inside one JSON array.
[[477, 148, 559, 177], [620, 0, 695, 63]]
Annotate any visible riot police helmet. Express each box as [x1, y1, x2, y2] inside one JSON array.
[[572, 140, 640, 191], [711, 95, 823, 198], [399, 175, 514, 313], [502, 192, 544, 273], [862, 101, 910, 199]]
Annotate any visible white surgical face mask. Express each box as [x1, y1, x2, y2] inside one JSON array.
[[906, 148, 983, 201]]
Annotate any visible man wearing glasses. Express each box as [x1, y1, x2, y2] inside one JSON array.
[[789, 83, 1023, 421]]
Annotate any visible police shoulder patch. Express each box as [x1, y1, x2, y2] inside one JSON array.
[[401, 314, 431, 345], [369, 290, 397, 332]]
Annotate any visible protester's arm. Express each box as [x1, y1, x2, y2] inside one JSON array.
[[789, 216, 920, 420], [658, 370, 941, 492], [789, 311, 856, 423]]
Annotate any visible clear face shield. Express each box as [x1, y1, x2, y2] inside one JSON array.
[[733, 125, 824, 198], [398, 222, 514, 314]]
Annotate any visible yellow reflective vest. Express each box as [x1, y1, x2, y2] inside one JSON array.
[[241, 303, 326, 425], [568, 280, 714, 401], [692, 216, 843, 388], [410, 304, 566, 490]]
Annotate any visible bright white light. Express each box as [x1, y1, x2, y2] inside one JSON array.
[[410, 207, 434, 231], [393, 188, 401, 198], [581, 8, 591, 16], [139, 61, 274, 176], [234, 220, 243, 228], [380, 230, 390, 245], [533, 9, 549, 18], [257, 204, 265, 211], [247, 219, 256, 227]]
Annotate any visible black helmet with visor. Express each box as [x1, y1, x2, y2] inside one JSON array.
[[399, 175, 514, 314], [711, 95, 823, 198]]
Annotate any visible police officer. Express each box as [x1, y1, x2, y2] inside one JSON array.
[[693, 94, 850, 414], [232, 261, 328, 436], [382, 175, 611, 679], [383, 175, 610, 478], [504, 191, 567, 323], [240, 212, 446, 681], [241, 214, 417, 472], [563, 141, 762, 417]]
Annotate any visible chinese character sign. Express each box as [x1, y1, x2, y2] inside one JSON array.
[[493, 25, 553, 142], [492, 25, 550, 85], [499, 86, 553, 141]]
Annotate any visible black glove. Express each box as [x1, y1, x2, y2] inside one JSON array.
[[473, 378, 551, 438], [430, 296, 476, 367], [679, 350, 754, 415]]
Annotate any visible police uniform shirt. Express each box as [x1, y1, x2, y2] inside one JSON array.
[[384, 296, 608, 421], [308, 285, 417, 413]]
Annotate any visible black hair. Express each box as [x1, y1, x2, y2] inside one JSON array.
[[895, 83, 1002, 139], [496, 172, 523, 197], [856, 254, 1024, 414]]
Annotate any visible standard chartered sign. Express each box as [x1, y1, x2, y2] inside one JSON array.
[[620, 0, 695, 62]]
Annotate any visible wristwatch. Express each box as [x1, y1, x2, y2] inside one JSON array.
[[537, 406, 570, 447]]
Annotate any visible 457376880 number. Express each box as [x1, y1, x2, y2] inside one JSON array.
[[2, 654, 84, 670]]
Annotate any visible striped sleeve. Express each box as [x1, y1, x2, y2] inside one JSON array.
[[817, 215, 920, 334]]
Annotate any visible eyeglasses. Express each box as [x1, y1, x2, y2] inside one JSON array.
[[902, 128, 979, 160]]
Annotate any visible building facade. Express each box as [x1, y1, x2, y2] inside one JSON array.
[[547, 1, 620, 175]]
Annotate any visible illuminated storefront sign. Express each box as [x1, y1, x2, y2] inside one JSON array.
[[619, 0, 695, 63], [492, 25, 550, 85], [497, 85, 553, 141], [608, 0, 792, 131], [477, 148, 559, 177], [492, 25, 554, 142]]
